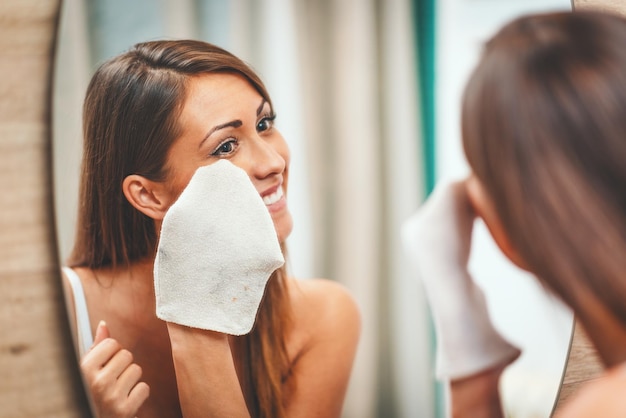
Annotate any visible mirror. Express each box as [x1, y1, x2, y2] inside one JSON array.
[[51, 0, 576, 417], [6, 0, 621, 416]]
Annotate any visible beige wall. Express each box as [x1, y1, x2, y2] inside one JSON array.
[[0, 1, 89, 416]]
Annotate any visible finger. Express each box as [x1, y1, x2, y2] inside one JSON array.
[[116, 363, 144, 395], [85, 348, 135, 396], [101, 348, 135, 379], [126, 381, 150, 416], [81, 338, 122, 371], [93, 320, 110, 346]]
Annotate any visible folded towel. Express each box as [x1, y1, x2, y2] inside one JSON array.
[[154, 160, 284, 335]]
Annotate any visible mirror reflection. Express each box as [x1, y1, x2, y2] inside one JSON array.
[[53, 0, 573, 417], [435, 0, 574, 416]]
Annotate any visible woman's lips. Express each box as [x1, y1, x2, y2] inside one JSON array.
[[262, 186, 283, 206]]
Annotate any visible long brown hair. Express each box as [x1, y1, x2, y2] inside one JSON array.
[[68, 40, 292, 417], [462, 11, 626, 329]]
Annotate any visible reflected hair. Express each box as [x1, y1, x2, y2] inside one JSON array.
[[462, 11, 626, 328], [68, 40, 291, 418]]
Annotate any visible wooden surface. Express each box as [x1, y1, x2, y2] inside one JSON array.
[[0, 0, 90, 417], [553, 321, 604, 413], [573, 0, 626, 17]]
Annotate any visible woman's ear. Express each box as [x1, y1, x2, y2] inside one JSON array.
[[122, 174, 170, 220], [466, 175, 530, 271]]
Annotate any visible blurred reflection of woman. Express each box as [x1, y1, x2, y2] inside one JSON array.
[[403, 10, 626, 418]]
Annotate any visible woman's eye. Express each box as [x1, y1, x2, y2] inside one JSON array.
[[211, 139, 238, 156], [257, 114, 276, 132]]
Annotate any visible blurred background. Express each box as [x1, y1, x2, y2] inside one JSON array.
[[53, 0, 573, 416]]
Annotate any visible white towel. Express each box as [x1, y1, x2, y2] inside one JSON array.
[[154, 160, 284, 335], [401, 180, 519, 380]]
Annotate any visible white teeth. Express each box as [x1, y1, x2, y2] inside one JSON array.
[[262, 187, 283, 206]]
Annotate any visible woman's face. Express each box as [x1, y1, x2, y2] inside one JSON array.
[[163, 73, 293, 242], [466, 174, 529, 271]]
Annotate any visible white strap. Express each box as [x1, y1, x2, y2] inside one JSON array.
[[62, 267, 94, 357]]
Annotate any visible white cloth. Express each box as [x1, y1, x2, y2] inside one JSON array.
[[154, 160, 284, 335], [401, 180, 519, 380]]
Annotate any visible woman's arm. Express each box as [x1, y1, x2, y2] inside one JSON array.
[[167, 324, 250, 418], [168, 279, 360, 418]]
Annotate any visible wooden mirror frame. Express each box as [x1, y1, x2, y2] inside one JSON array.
[[0, 1, 89, 416], [0, 0, 620, 416]]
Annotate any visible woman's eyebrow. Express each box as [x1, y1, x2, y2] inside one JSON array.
[[257, 99, 267, 116], [199, 99, 268, 148], [200, 120, 242, 148]]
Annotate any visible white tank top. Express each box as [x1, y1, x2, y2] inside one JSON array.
[[62, 267, 94, 358]]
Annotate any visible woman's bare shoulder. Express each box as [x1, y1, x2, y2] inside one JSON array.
[[286, 277, 361, 336], [555, 364, 626, 417], [287, 277, 360, 313]]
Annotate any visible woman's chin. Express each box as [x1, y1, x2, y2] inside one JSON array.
[[274, 214, 294, 244]]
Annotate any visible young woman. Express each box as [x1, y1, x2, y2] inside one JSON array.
[[403, 10, 626, 418], [62, 40, 360, 418]]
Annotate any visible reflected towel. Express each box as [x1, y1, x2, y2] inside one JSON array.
[[154, 160, 284, 335]]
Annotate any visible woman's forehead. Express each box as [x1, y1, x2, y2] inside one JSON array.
[[183, 73, 264, 112]]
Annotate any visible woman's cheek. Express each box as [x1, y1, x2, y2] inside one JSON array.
[[466, 175, 529, 271]]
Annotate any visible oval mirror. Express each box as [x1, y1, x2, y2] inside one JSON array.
[[52, 0, 576, 417]]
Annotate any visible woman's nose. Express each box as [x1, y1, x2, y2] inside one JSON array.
[[249, 137, 286, 179]]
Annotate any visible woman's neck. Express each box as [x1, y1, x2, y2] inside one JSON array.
[[92, 257, 158, 324]]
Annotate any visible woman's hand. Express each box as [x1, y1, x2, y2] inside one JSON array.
[[80, 321, 150, 418]]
